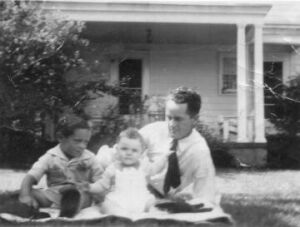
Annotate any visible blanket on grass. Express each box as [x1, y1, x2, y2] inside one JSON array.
[[0, 206, 233, 226], [0, 191, 233, 226]]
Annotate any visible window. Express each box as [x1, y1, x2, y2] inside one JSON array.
[[220, 54, 237, 94], [118, 59, 143, 114]]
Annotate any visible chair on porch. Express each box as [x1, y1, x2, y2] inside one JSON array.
[[218, 115, 254, 142], [147, 110, 165, 123], [217, 115, 254, 168]]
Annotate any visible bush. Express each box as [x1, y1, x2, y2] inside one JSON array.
[[0, 127, 56, 169], [0, 1, 89, 132], [267, 134, 300, 169], [195, 121, 235, 168], [266, 76, 300, 169], [269, 76, 300, 137], [88, 119, 127, 153]]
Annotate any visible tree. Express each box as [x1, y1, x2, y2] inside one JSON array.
[[0, 0, 100, 136], [266, 75, 300, 168], [269, 75, 300, 137]]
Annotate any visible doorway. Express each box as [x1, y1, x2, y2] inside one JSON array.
[[119, 59, 143, 114]]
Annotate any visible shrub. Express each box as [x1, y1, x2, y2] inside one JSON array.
[[195, 121, 235, 168], [88, 94, 165, 153], [0, 127, 56, 169], [0, 1, 89, 132], [269, 75, 300, 137], [266, 76, 300, 169], [267, 134, 300, 169], [87, 108, 128, 153]]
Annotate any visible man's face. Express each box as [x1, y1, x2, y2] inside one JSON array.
[[117, 137, 143, 166], [60, 128, 91, 159], [166, 100, 197, 140]]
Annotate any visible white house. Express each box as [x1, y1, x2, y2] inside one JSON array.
[[42, 0, 300, 165]]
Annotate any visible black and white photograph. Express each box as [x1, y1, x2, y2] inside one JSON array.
[[0, 0, 300, 226]]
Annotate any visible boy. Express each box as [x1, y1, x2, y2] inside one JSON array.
[[19, 115, 104, 216]]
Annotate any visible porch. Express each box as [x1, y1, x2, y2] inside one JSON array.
[[43, 1, 275, 144]]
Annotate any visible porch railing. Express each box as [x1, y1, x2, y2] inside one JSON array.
[[218, 115, 254, 142]]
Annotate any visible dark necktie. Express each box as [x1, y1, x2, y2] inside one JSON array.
[[163, 139, 181, 194]]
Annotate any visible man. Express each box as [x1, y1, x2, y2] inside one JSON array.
[[140, 87, 219, 208]]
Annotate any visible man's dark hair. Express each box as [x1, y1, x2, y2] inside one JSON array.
[[168, 87, 201, 117]]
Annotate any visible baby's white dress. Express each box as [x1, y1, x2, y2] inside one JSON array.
[[101, 165, 155, 216]]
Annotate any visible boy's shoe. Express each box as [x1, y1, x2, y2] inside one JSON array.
[[59, 186, 81, 218], [0, 200, 50, 219]]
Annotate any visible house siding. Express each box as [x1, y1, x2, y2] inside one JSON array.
[[67, 42, 294, 130], [67, 43, 238, 127], [148, 45, 236, 125]]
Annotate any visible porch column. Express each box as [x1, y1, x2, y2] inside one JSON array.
[[236, 23, 248, 142], [109, 60, 119, 84], [254, 24, 267, 143]]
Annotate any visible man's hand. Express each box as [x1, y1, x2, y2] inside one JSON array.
[[19, 194, 39, 209], [167, 191, 193, 202], [176, 192, 193, 201]]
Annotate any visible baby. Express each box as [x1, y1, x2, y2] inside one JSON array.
[[87, 128, 156, 216]]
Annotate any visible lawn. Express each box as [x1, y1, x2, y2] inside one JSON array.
[[1, 169, 300, 227], [218, 169, 300, 227]]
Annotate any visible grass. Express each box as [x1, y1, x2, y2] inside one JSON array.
[[1, 169, 300, 226], [218, 169, 300, 227]]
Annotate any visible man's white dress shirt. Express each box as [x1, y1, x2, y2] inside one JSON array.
[[139, 121, 220, 207]]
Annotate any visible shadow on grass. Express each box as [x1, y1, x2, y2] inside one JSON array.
[[222, 194, 300, 227]]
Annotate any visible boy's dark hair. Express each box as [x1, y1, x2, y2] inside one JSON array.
[[168, 87, 201, 117], [56, 114, 91, 139], [117, 127, 145, 150]]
